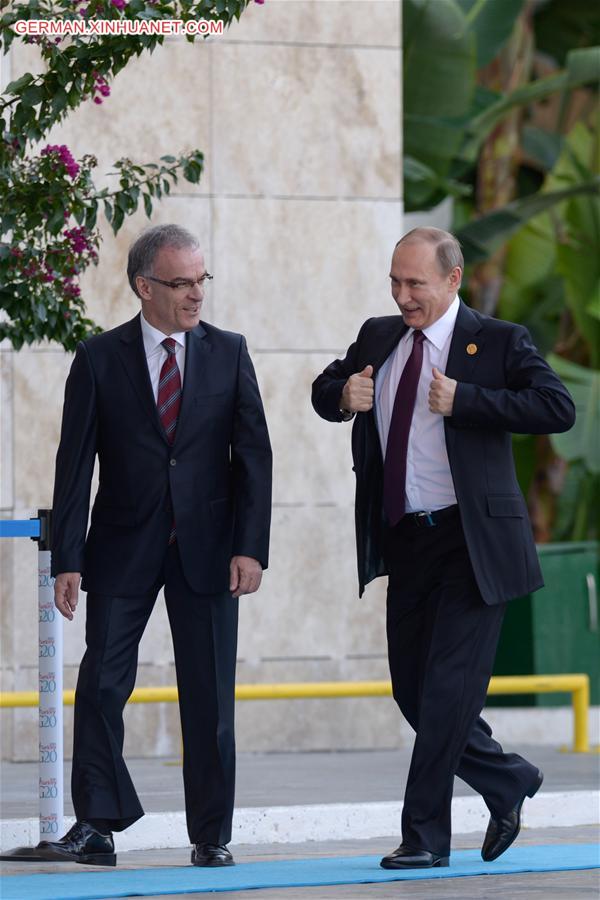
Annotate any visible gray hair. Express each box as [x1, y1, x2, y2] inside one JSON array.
[[127, 224, 200, 297], [396, 227, 464, 275]]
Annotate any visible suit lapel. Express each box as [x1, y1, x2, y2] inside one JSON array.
[[445, 301, 484, 382], [371, 319, 407, 373], [173, 323, 210, 446], [444, 302, 484, 459], [117, 314, 167, 443], [366, 318, 407, 458]]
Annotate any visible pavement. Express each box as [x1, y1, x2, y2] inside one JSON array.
[[1, 747, 599, 898]]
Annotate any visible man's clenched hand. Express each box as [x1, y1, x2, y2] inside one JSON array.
[[429, 367, 457, 416], [341, 365, 374, 413], [230, 556, 263, 598]]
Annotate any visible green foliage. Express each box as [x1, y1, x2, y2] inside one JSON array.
[[0, 0, 253, 350], [547, 354, 600, 474], [403, 0, 599, 541], [403, 0, 599, 212]]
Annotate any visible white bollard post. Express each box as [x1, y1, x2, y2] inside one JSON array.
[[37, 509, 63, 842]]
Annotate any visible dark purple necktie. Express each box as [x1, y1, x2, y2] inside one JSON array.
[[383, 330, 425, 526], [157, 338, 182, 544]]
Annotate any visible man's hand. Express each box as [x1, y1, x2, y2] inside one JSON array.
[[230, 556, 263, 598], [54, 572, 81, 621], [341, 365, 374, 413], [429, 367, 457, 416]]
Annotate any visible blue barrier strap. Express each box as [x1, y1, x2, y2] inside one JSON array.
[[0, 519, 41, 538]]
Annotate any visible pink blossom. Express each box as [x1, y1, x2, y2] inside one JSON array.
[[41, 144, 80, 179], [91, 73, 111, 104], [64, 226, 95, 257], [63, 279, 82, 298], [111, 0, 127, 8]]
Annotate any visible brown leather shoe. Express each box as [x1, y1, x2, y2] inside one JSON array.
[[380, 844, 449, 869], [191, 842, 235, 867], [36, 821, 116, 866], [482, 769, 544, 862]]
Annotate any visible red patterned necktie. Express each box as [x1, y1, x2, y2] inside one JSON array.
[[157, 338, 182, 543], [383, 330, 425, 526]]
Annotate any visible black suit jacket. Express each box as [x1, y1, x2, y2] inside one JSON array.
[[312, 302, 575, 604], [51, 314, 272, 596]]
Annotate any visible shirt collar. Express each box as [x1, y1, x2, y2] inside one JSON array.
[[140, 310, 186, 355], [403, 295, 460, 350]]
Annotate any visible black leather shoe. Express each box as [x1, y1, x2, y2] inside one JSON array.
[[380, 844, 449, 869], [482, 769, 544, 862], [36, 821, 116, 866], [191, 842, 234, 867]]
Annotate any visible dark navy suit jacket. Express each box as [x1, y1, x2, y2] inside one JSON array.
[[312, 302, 575, 604], [51, 314, 272, 596]]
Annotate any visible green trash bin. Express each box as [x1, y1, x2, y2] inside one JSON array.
[[490, 541, 599, 706]]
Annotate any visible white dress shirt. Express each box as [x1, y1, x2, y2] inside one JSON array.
[[376, 296, 460, 513], [140, 311, 186, 402]]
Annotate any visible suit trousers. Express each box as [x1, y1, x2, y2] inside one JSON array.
[[71, 542, 238, 844], [385, 507, 539, 856]]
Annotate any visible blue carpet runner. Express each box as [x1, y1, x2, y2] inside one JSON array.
[[1, 843, 599, 899]]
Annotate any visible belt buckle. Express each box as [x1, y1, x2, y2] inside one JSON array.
[[415, 511, 436, 528]]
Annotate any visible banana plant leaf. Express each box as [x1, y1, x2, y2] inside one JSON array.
[[547, 354, 600, 473], [462, 46, 600, 160], [403, 0, 476, 207], [456, 0, 526, 69], [455, 179, 600, 263]]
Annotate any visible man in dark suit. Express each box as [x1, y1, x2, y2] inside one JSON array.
[[38, 224, 272, 867], [312, 227, 575, 869]]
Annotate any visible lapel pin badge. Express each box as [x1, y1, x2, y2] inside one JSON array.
[[466, 343, 478, 356]]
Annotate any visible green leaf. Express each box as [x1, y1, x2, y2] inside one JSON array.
[[456, 180, 600, 264], [566, 46, 600, 88], [51, 88, 69, 116], [143, 193, 153, 218], [5, 73, 35, 94], [521, 127, 563, 173], [404, 0, 476, 181], [556, 241, 600, 367], [547, 354, 600, 473], [112, 204, 125, 234], [456, 0, 525, 69], [464, 47, 600, 158], [586, 282, 600, 321], [21, 86, 45, 106], [48, 208, 66, 235]]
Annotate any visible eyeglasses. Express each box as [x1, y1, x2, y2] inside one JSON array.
[[144, 273, 213, 291]]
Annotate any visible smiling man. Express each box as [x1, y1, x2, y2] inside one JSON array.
[[312, 227, 575, 869], [39, 224, 272, 868]]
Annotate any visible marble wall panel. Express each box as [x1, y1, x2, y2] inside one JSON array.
[[252, 351, 356, 506], [237, 505, 387, 662], [12, 350, 72, 511], [213, 43, 400, 198], [225, 0, 401, 49], [235, 655, 403, 752], [211, 197, 402, 349]]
